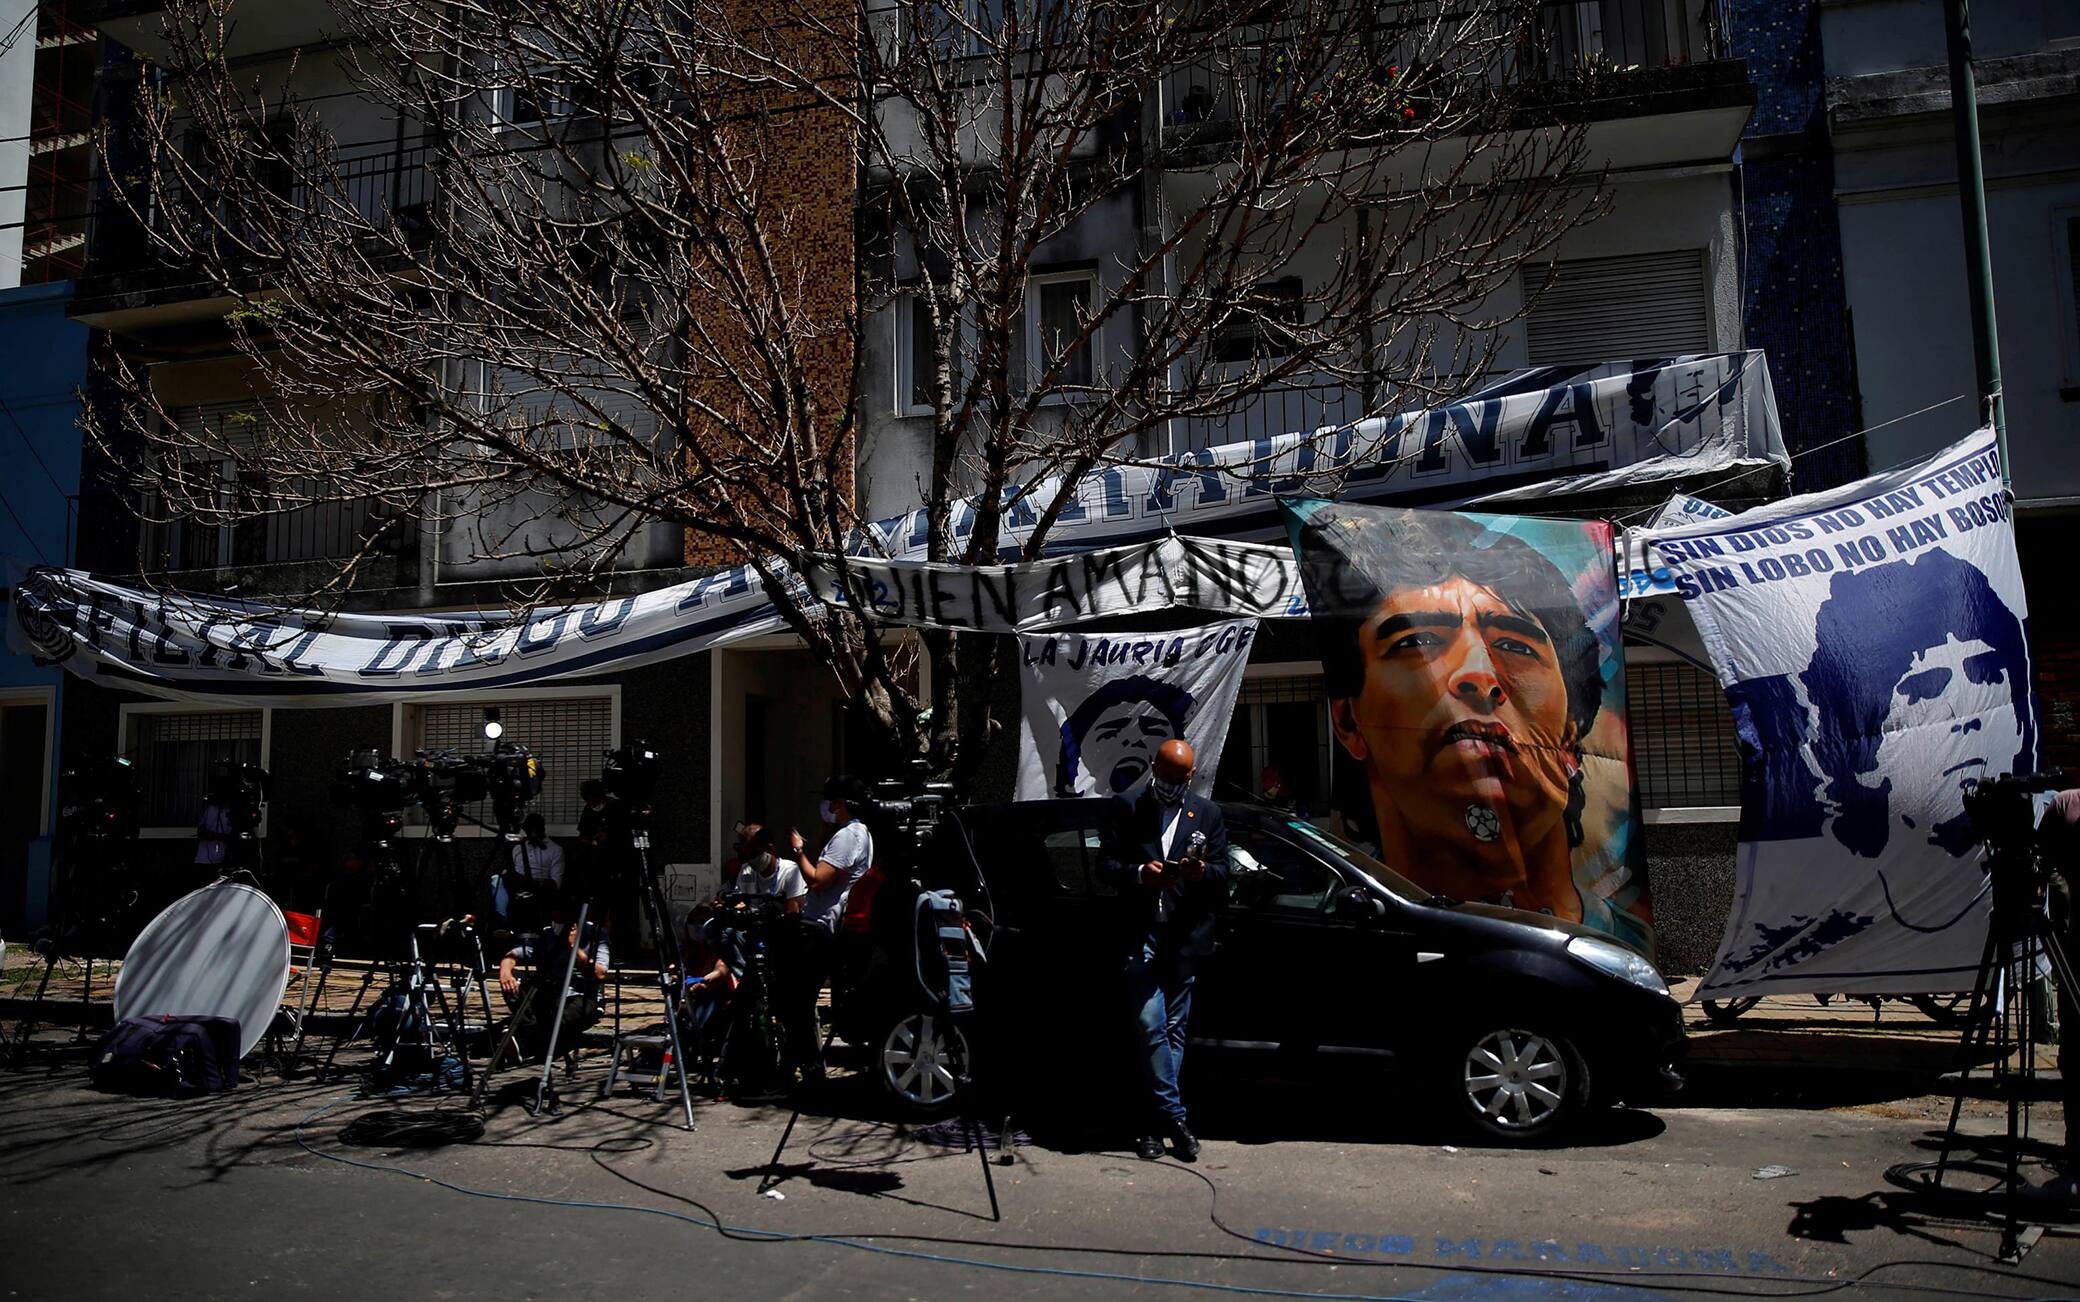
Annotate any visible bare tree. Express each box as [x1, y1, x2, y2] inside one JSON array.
[[88, 0, 1605, 780]]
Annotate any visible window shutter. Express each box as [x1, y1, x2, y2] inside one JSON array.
[[1628, 661, 1741, 808], [1524, 249, 1711, 366]]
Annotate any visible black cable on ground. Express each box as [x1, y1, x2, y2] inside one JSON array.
[[289, 1093, 2080, 1302]]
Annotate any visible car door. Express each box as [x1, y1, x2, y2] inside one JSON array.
[[1192, 816, 1416, 1061]]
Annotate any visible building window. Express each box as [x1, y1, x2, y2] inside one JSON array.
[[1628, 660, 1741, 808], [404, 691, 617, 830], [1029, 270, 1096, 390], [1212, 276, 1305, 364], [1214, 674, 1334, 816], [1522, 249, 1710, 366], [123, 708, 267, 832], [894, 295, 940, 415], [496, 73, 573, 131]]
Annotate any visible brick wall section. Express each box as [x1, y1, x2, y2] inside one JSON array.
[[681, 1, 859, 567]]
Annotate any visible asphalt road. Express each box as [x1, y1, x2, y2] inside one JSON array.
[[3, 1038, 2078, 1302]]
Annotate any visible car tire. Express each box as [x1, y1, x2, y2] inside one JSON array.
[[1446, 1023, 1590, 1144], [874, 1008, 972, 1116]]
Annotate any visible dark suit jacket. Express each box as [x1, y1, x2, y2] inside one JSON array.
[[1095, 789, 1230, 961]]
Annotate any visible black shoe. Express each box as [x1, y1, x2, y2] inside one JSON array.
[[1168, 1121, 1200, 1163], [1135, 1134, 1165, 1161]]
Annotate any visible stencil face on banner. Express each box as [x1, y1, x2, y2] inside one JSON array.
[[1015, 619, 1257, 802], [1286, 503, 1651, 954], [1649, 429, 2032, 996]]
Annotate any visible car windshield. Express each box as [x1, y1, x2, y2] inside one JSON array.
[[1278, 819, 1431, 904]]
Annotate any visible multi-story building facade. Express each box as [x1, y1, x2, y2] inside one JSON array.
[[40, 1, 1762, 967], [0, 1, 94, 932]]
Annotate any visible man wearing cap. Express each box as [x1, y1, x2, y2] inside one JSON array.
[[783, 775, 876, 1083]]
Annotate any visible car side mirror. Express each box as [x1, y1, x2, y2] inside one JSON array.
[[1332, 885, 1385, 922]]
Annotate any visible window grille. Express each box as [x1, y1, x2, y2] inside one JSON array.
[[412, 695, 615, 826], [1628, 660, 1741, 808], [132, 710, 264, 828], [1215, 675, 1333, 812]]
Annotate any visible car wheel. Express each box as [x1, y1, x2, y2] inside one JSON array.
[[876, 1009, 971, 1115], [1701, 997, 1761, 1025], [1450, 1024, 1588, 1144]]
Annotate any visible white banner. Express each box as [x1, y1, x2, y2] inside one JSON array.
[[1016, 617, 1257, 800], [1644, 428, 2031, 997], [806, 536, 1306, 633], [12, 353, 1780, 705]]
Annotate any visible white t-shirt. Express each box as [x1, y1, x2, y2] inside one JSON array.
[[801, 820, 874, 931], [509, 838, 566, 889], [732, 858, 807, 902]]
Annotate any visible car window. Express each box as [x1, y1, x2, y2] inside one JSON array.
[[1043, 827, 1088, 895], [1227, 824, 1339, 914]]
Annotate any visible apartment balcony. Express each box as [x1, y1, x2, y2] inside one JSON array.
[[1159, 0, 1753, 173], [82, 0, 339, 64], [1175, 381, 1363, 454], [73, 145, 434, 330]]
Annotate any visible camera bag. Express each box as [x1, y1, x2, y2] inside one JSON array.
[[89, 1014, 242, 1095]]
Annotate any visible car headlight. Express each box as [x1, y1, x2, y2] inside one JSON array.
[[1566, 936, 1668, 995]]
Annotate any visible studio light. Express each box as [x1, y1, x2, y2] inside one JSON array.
[[483, 706, 504, 741]]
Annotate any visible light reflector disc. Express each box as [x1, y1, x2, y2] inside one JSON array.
[[115, 882, 291, 1061]]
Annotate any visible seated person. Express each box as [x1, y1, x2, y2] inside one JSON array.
[[727, 823, 805, 911], [497, 920, 610, 1060], [678, 904, 737, 1054]]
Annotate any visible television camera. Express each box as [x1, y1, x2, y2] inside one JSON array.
[[869, 760, 959, 868], [600, 740, 662, 843], [57, 755, 138, 844], [211, 759, 271, 840]]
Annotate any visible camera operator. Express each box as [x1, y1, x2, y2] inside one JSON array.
[[1097, 738, 1228, 1164], [731, 823, 805, 910], [678, 903, 737, 1055], [2038, 788, 2080, 1195], [490, 812, 565, 934], [781, 775, 875, 1083], [497, 919, 610, 1060]]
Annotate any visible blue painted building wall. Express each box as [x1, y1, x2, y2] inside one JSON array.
[[0, 279, 87, 929], [1726, 0, 1866, 494]]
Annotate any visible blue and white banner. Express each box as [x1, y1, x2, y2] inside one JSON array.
[[1645, 428, 2032, 997], [10, 353, 1781, 706]]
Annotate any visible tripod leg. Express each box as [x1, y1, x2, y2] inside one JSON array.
[[1935, 926, 2005, 1187], [637, 851, 697, 1130], [532, 903, 590, 1116], [73, 958, 93, 1043], [7, 955, 61, 1067], [321, 964, 381, 1081]]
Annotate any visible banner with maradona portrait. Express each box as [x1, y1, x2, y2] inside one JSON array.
[[1016, 618, 1257, 801], [1645, 427, 2030, 998], [1284, 503, 1652, 954]]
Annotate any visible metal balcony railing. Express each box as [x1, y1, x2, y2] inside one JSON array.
[[86, 144, 434, 279], [1174, 381, 1364, 454], [1159, 0, 1724, 139]]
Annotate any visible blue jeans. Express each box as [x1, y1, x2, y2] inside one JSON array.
[[1123, 944, 1194, 1129]]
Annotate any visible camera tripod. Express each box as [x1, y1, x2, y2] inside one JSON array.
[[1899, 779, 2080, 1263], [6, 837, 139, 1066]]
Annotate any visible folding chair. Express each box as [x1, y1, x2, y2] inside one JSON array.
[[274, 908, 327, 1074]]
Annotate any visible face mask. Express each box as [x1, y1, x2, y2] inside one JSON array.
[[818, 799, 835, 826], [1150, 774, 1186, 804], [749, 851, 775, 874]]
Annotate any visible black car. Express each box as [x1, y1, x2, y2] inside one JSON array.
[[845, 799, 1685, 1145]]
